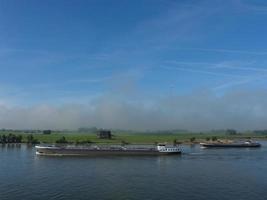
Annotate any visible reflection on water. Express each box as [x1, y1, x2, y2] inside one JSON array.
[[1, 143, 21, 148], [0, 142, 267, 200]]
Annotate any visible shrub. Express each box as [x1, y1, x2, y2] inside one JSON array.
[[26, 134, 39, 144], [190, 137, 196, 142], [43, 130, 52, 135], [173, 139, 181, 145], [121, 140, 129, 145], [211, 136, 217, 141], [26, 134, 34, 143], [75, 139, 92, 145], [56, 136, 68, 144]]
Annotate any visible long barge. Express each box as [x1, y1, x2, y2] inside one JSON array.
[[35, 144, 181, 156], [200, 141, 261, 148]]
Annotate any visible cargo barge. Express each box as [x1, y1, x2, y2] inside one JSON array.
[[200, 141, 261, 148], [35, 144, 181, 156]]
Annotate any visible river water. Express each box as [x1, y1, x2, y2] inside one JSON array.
[[0, 142, 267, 200]]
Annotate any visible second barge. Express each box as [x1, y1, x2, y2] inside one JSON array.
[[200, 141, 261, 148]]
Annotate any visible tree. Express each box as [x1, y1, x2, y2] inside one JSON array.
[[173, 139, 181, 146], [27, 134, 34, 143], [56, 136, 68, 144], [11, 134, 17, 143], [226, 129, 237, 135], [16, 135, 22, 143], [43, 130, 51, 135], [26, 134, 39, 144], [211, 136, 217, 141], [1, 134, 7, 143], [121, 140, 129, 146]]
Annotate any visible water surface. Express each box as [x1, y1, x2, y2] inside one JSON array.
[[1, 143, 267, 200]]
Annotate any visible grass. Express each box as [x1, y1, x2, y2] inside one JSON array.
[[1, 131, 267, 144]]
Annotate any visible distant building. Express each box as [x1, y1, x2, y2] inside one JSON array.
[[97, 130, 112, 139], [43, 130, 52, 135]]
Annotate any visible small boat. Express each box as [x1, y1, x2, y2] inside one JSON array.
[[200, 140, 261, 148], [35, 144, 181, 156]]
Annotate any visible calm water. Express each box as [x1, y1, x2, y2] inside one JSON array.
[[1, 143, 267, 200]]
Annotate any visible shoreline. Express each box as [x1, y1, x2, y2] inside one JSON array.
[[1, 137, 266, 146], [1, 131, 267, 145]]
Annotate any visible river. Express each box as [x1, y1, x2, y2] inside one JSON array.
[[1, 142, 267, 200]]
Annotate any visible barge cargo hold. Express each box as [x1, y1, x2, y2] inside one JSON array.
[[35, 144, 181, 156]]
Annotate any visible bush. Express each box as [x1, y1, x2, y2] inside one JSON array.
[[0, 135, 5, 143], [190, 137, 196, 142], [226, 129, 237, 135], [173, 139, 181, 145], [121, 140, 129, 145], [75, 139, 92, 145], [206, 137, 210, 141], [211, 136, 217, 141], [27, 134, 34, 143], [16, 135, 23, 143], [56, 136, 68, 144], [26, 134, 39, 144], [43, 130, 52, 135]]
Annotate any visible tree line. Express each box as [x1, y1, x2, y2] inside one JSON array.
[[0, 134, 22, 143], [0, 134, 39, 144]]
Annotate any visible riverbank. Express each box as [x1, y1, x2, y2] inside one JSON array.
[[1, 132, 266, 145]]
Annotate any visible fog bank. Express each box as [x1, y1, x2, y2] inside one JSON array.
[[0, 90, 267, 131]]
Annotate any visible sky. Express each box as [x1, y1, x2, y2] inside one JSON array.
[[1, 0, 267, 131]]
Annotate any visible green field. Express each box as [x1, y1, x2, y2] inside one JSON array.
[[1, 131, 266, 144]]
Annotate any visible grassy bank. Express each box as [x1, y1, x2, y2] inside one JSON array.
[[1, 131, 267, 144]]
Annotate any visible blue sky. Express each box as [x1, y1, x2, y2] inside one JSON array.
[[1, 0, 267, 130]]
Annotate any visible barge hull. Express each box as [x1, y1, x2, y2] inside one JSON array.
[[36, 147, 181, 156], [201, 144, 261, 148]]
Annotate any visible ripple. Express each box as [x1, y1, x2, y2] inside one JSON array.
[[1, 143, 267, 200]]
